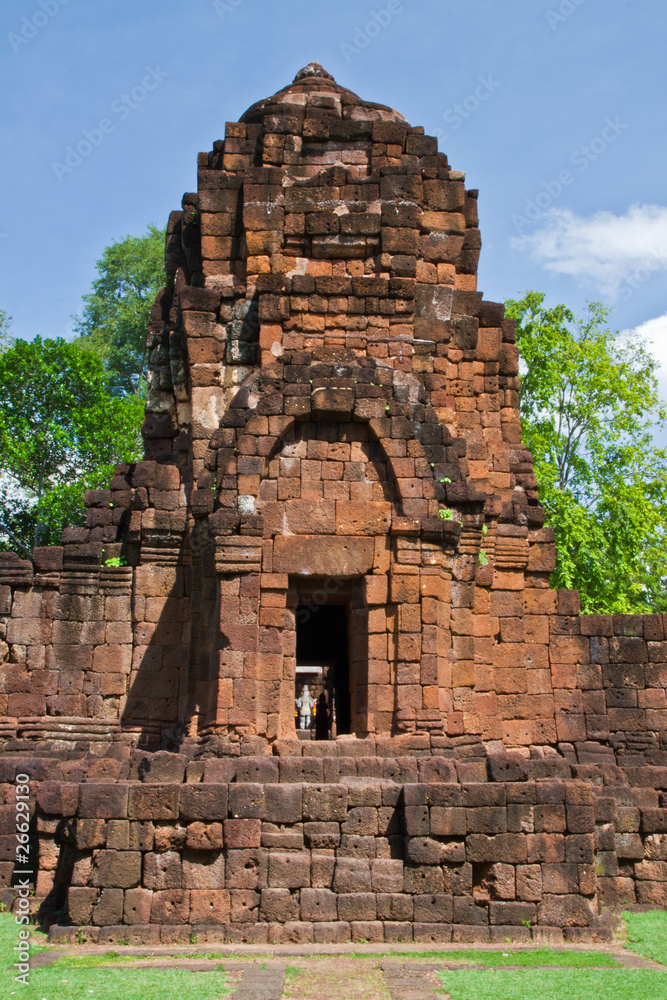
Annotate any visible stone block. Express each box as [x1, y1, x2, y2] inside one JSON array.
[[404, 866, 445, 894], [466, 807, 508, 835], [487, 753, 528, 783], [225, 849, 268, 889], [268, 851, 311, 889], [124, 888, 153, 925], [224, 819, 261, 848], [129, 752, 186, 784], [235, 757, 280, 783], [229, 889, 261, 924], [527, 834, 565, 864], [371, 859, 404, 892], [229, 784, 265, 819], [273, 535, 374, 576], [37, 781, 79, 817], [128, 786, 179, 821], [313, 921, 350, 943], [537, 894, 596, 927], [489, 900, 536, 925], [150, 890, 190, 925], [334, 502, 391, 536], [430, 807, 467, 836], [180, 785, 228, 823], [75, 819, 107, 850], [303, 784, 347, 822], [263, 784, 303, 824], [337, 892, 376, 922], [452, 897, 489, 926], [414, 922, 452, 943], [641, 810, 667, 833], [143, 851, 182, 890], [333, 858, 371, 893], [260, 887, 300, 923], [79, 784, 129, 820], [182, 850, 225, 889], [342, 807, 378, 836], [67, 887, 97, 925], [91, 888, 124, 926], [89, 850, 141, 890], [413, 894, 453, 923], [190, 890, 231, 924], [516, 865, 542, 902], [186, 822, 223, 851], [300, 888, 338, 922]]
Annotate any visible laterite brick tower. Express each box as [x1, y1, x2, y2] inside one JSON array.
[[1, 65, 666, 942], [140, 60, 552, 745]]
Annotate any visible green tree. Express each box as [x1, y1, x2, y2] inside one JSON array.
[[0, 309, 13, 352], [0, 337, 144, 554], [73, 224, 166, 395], [505, 291, 667, 613]]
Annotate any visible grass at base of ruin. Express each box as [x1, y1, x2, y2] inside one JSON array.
[[436, 967, 667, 1000], [0, 912, 232, 1000], [623, 908, 667, 965]]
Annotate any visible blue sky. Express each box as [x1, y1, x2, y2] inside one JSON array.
[[1, 0, 666, 402]]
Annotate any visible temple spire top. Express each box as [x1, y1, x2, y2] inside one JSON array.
[[292, 62, 335, 83]]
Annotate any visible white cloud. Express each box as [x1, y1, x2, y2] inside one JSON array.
[[511, 203, 667, 298], [625, 313, 667, 408]]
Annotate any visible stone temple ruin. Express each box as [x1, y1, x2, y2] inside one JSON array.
[[1, 64, 666, 944]]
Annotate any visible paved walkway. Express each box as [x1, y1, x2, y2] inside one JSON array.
[[234, 965, 286, 999]]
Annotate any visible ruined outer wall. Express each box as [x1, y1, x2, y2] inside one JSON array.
[[2, 745, 665, 942]]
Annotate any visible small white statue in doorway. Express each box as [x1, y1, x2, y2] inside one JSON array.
[[296, 684, 315, 729]]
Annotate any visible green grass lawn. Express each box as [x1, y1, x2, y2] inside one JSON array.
[[437, 909, 667, 1000], [623, 909, 667, 965], [436, 968, 667, 1000], [0, 912, 232, 1000]]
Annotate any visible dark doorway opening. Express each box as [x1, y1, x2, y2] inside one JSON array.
[[295, 603, 350, 738]]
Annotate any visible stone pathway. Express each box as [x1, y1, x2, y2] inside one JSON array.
[[281, 957, 390, 1000], [382, 962, 443, 1000], [233, 964, 286, 999]]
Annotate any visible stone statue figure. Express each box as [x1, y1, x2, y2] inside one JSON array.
[[296, 684, 315, 729]]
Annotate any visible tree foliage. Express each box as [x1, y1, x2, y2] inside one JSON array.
[[505, 291, 667, 613], [0, 338, 143, 553], [0, 309, 13, 352], [73, 224, 166, 395]]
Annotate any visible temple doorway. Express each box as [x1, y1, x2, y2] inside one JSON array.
[[295, 603, 350, 739]]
